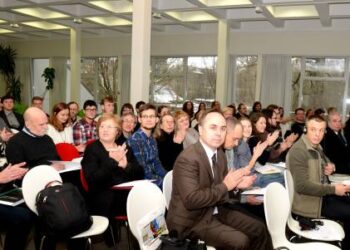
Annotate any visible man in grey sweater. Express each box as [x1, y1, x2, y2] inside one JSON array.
[[287, 114, 350, 248]]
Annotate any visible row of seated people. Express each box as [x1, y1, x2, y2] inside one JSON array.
[[0, 94, 350, 249]]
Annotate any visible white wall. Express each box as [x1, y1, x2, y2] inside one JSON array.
[[11, 30, 350, 58]]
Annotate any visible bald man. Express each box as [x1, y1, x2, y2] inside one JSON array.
[[6, 107, 63, 170]]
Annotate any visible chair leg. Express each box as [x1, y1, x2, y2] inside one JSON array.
[[86, 237, 92, 250], [125, 221, 131, 250], [109, 224, 117, 247], [39, 235, 46, 250]]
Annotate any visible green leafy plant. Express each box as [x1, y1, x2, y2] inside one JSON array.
[[8, 76, 22, 103], [42, 67, 55, 90]]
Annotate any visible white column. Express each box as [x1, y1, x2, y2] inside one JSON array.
[[70, 28, 81, 105], [130, 0, 152, 105], [216, 20, 229, 105]]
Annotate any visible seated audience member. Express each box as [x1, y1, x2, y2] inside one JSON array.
[[287, 115, 350, 249], [120, 103, 134, 116], [314, 108, 326, 117], [116, 113, 136, 145], [228, 103, 236, 116], [155, 113, 183, 171], [290, 107, 306, 139], [222, 106, 234, 119], [192, 109, 205, 131], [305, 108, 314, 119], [234, 117, 265, 169], [321, 111, 350, 174], [73, 100, 98, 150], [68, 101, 80, 125], [174, 110, 199, 149], [344, 111, 350, 144], [6, 107, 63, 170], [128, 104, 166, 188], [0, 94, 24, 131], [0, 128, 13, 157], [235, 103, 249, 119], [211, 100, 221, 111], [31, 96, 44, 109], [95, 96, 115, 121], [157, 105, 170, 117], [82, 114, 143, 217], [248, 112, 293, 165], [249, 101, 262, 116], [193, 102, 206, 127], [166, 110, 273, 250], [225, 117, 281, 188], [0, 162, 36, 250], [47, 102, 74, 145], [134, 101, 145, 132], [182, 100, 194, 120]]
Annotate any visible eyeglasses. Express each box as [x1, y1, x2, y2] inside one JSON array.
[[100, 125, 119, 130], [141, 115, 156, 119], [85, 108, 97, 112]]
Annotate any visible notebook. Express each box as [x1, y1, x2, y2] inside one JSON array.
[[0, 188, 24, 206]]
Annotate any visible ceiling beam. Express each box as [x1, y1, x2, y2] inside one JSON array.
[[186, 0, 227, 19], [249, 0, 284, 28], [314, 2, 332, 26]]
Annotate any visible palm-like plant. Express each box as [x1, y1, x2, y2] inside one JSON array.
[[0, 44, 17, 85]]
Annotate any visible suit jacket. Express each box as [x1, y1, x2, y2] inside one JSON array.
[[321, 127, 350, 174], [166, 141, 229, 239], [0, 110, 24, 130]]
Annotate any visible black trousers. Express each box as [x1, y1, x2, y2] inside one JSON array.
[[0, 204, 36, 250], [322, 195, 350, 250]]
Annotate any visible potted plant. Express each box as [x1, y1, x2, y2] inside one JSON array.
[[42, 67, 55, 90]]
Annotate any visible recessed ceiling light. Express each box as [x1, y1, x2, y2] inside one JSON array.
[[266, 5, 318, 18], [21, 21, 68, 30], [13, 7, 69, 19], [200, 0, 252, 6], [89, 1, 132, 13], [166, 11, 216, 22], [86, 16, 131, 26], [0, 28, 14, 34]]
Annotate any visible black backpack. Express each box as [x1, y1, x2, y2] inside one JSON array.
[[36, 181, 93, 238]]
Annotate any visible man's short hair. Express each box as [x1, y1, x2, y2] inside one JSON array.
[[306, 114, 326, 127], [83, 100, 97, 110], [261, 108, 273, 119], [294, 107, 305, 114], [139, 103, 156, 116], [226, 117, 241, 131], [31, 96, 43, 103], [1, 94, 14, 103], [100, 96, 114, 105], [68, 101, 78, 108], [136, 101, 146, 110], [199, 109, 224, 126]]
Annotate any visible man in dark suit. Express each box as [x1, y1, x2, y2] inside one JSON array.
[[0, 95, 24, 131], [322, 111, 350, 174], [166, 110, 273, 250]]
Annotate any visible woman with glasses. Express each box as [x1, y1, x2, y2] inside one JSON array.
[[81, 114, 143, 218]]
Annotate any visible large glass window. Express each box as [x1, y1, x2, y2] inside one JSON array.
[[291, 57, 347, 114], [234, 56, 258, 106], [81, 57, 118, 101], [150, 56, 217, 109]]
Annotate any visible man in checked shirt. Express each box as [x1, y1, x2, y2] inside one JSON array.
[[73, 100, 99, 153], [128, 103, 166, 188]]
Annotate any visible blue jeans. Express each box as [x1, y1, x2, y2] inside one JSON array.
[[253, 172, 285, 188], [0, 204, 36, 250]]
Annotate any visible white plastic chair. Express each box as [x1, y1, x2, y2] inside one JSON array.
[[162, 170, 173, 209], [22, 165, 109, 250], [264, 183, 341, 250], [126, 181, 166, 250], [284, 170, 345, 242], [161, 172, 216, 250]]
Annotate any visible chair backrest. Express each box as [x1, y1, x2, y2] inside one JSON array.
[[80, 168, 89, 192], [284, 169, 294, 204], [22, 165, 62, 214], [162, 170, 173, 209], [55, 143, 80, 161], [127, 182, 166, 248], [264, 182, 290, 248]]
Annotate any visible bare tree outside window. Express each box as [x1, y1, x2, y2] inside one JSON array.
[[234, 56, 258, 106]]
